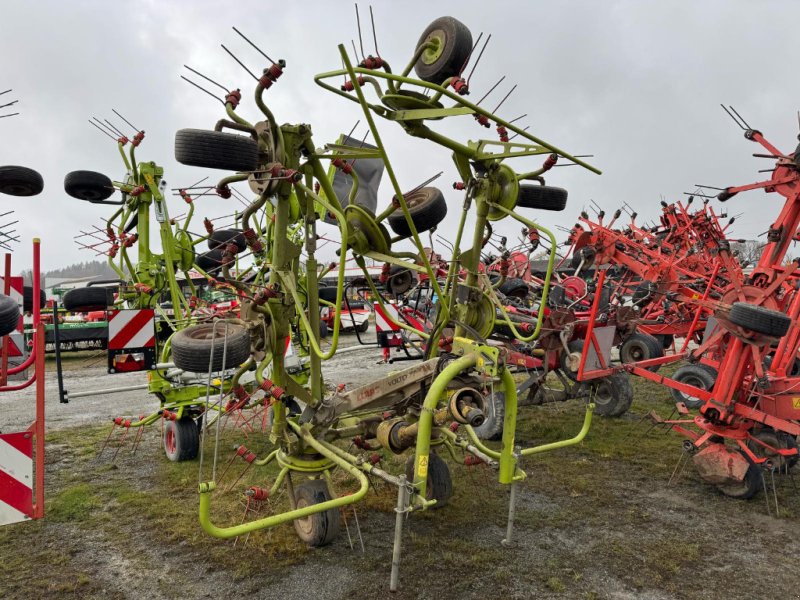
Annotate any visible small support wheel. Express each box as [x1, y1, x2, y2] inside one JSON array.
[[292, 479, 340, 547], [163, 417, 199, 462], [670, 364, 716, 409], [589, 372, 633, 417], [405, 452, 453, 508]]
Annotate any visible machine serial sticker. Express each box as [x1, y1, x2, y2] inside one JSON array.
[[417, 455, 429, 477], [792, 397, 800, 409]]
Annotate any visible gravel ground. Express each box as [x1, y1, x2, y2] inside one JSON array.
[[0, 330, 395, 433]]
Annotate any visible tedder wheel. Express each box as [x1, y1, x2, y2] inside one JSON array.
[[747, 428, 797, 475], [619, 332, 664, 372], [62, 287, 113, 312], [0, 166, 44, 196], [195, 248, 225, 276], [413, 16, 473, 84], [318, 287, 338, 303], [356, 319, 369, 333], [163, 417, 200, 462], [656, 334, 674, 350], [670, 364, 716, 409], [498, 278, 529, 300], [386, 265, 414, 296], [64, 170, 115, 202], [570, 246, 596, 271], [22, 285, 46, 313], [171, 322, 251, 373], [292, 479, 340, 547], [472, 391, 504, 441], [716, 451, 762, 500], [319, 319, 329, 339], [208, 229, 247, 252], [589, 372, 633, 417], [405, 452, 453, 508], [387, 187, 447, 238], [560, 339, 585, 382], [0, 294, 19, 337], [515, 184, 568, 212], [729, 302, 791, 337], [174, 129, 259, 172]]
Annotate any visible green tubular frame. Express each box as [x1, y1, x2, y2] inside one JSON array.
[[191, 31, 603, 544]]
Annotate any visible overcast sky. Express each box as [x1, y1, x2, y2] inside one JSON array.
[[2, 0, 799, 274]]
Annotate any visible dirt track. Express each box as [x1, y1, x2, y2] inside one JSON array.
[[2, 335, 800, 599]]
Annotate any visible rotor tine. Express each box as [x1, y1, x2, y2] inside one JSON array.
[[475, 75, 506, 106], [183, 65, 229, 93], [355, 3, 367, 61], [369, 5, 380, 56], [728, 105, 752, 130], [88, 119, 118, 141], [720, 103, 746, 130], [220, 44, 258, 81], [180, 76, 225, 105], [103, 119, 126, 138], [112, 109, 140, 133], [231, 26, 277, 65], [466, 33, 491, 83]]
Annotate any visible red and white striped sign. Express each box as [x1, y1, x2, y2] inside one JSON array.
[[374, 302, 401, 333], [108, 309, 155, 350], [0, 431, 33, 526]]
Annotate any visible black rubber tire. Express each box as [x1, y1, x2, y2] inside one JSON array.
[[747, 428, 796, 475], [22, 286, 46, 313], [386, 265, 414, 296], [570, 246, 596, 270], [670, 364, 716, 409], [414, 17, 473, 84], [318, 287, 338, 304], [318, 319, 329, 339], [729, 302, 791, 337], [560, 339, 585, 382], [498, 278, 529, 300], [656, 334, 674, 349], [0, 294, 19, 336], [356, 319, 369, 333], [62, 287, 113, 312], [620, 332, 664, 372], [195, 248, 225, 276], [208, 229, 246, 252], [405, 452, 453, 508], [716, 452, 762, 500], [64, 170, 115, 202], [163, 417, 199, 462], [171, 322, 251, 373], [590, 372, 634, 417], [174, 129, 259, 172], [387, 187, 447, 238], [515, 184, 568, 211], [0, 166, 44, 196], [292, 479, 340, 547], [472, 391, 504, 441]]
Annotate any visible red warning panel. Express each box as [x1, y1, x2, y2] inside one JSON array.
[[107, 309, 155, 350], [0, 431, 33, 526]]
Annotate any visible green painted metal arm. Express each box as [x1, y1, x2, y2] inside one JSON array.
[[352, 257, 430, 340], [411, 354, 477, 502], [225, 101, 254, 129], [481, 202, 558, 342], [520, 403, 595, 456], [315, 61, 601, 174], [338, 45, 447, 313], [117, 142, 132, 173], [197, 421, 369, 539]]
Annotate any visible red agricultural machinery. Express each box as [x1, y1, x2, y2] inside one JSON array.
[[575, 113, 800, 498]]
